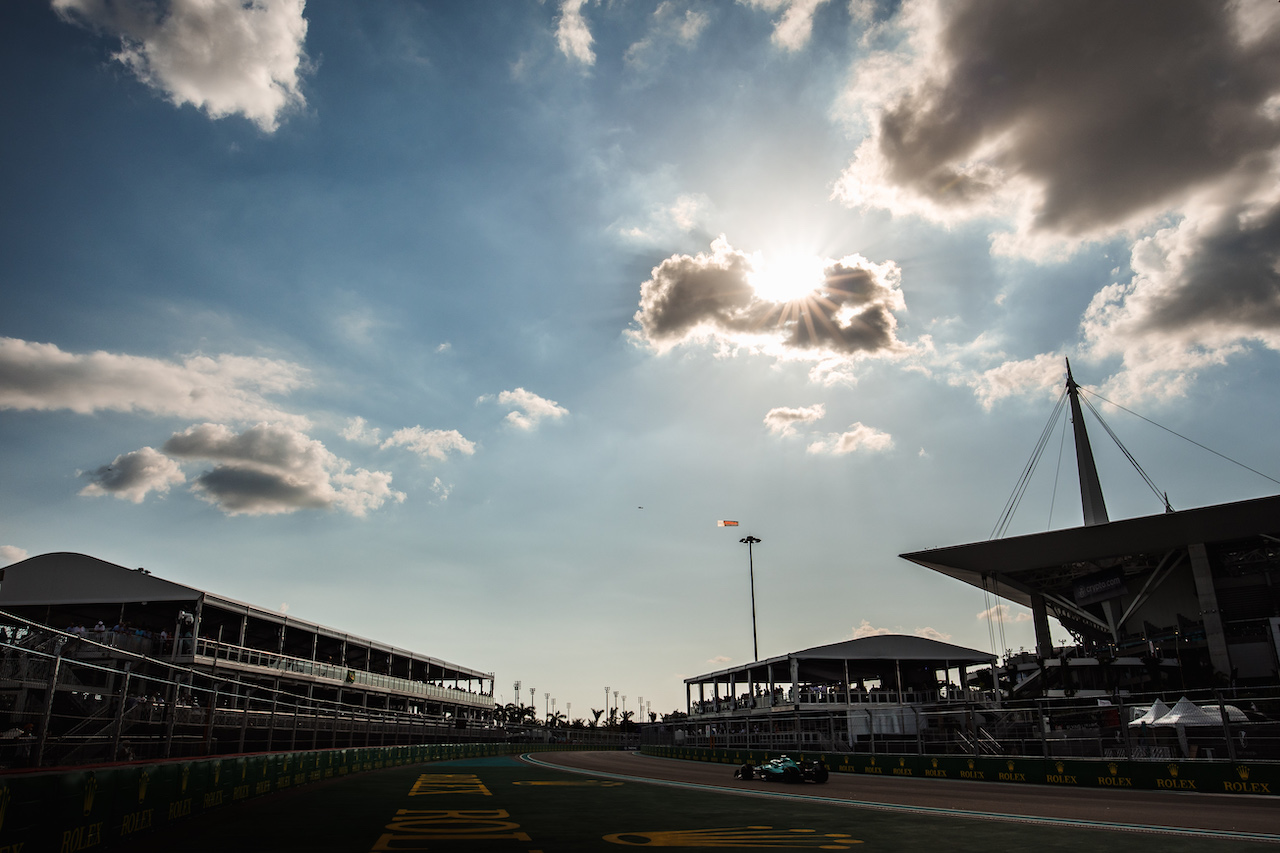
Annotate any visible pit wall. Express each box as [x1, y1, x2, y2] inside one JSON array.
[[0, 742, 597, 852], [641, 744, 1277, 796]]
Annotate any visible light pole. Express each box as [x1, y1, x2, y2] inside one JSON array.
[[603, 686, 609, 726], [544, 692, 549, 721], [513, 681, 520, 720], [529, 687, 536, 722], [638, 696, 643, 724], [740, 535, 761, 661]]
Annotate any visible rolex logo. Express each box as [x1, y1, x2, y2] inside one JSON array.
[[1167, 764, 1178, 778], [1055, 762, 1064, 773], [181, 764, 190, 793], [967, 759, 975, 770], [868, 757, 876, 766], [138, 771, 149, 804], [898, 757, 906, 767], [1006, 760, 1015, 772], [931, 758, 939, 768], [83, 773, 97, 816], [1237, 766, 1250, 781], [1107, 762, 1118, 775], [603, 827, 862, 848]]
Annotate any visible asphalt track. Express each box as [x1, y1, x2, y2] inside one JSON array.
[[100, 750, 1279, 851], [532, 750, 1280, 842]]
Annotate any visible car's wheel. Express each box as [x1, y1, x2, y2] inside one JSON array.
[[735, 763, 754, 780], [783, 766, 801, 783], [811, 766, 829, 783]]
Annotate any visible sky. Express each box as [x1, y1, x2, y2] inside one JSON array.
[[3, 0, 1280, 720]]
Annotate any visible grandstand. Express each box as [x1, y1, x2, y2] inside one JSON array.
[[0, 552, 494, 767]]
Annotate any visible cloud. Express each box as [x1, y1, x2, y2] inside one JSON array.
[[850, 619, 892, 639], [615, 192, 714, 245], [555, 0, 596, 65], [163, 422, 404, 516], [959, 352, 1064, 410], [763, 403, 826, 436], [852, 619, 951, 640], [707, 655, 731, 664], [806, 422, 893, 455], [624, 2, 709, 69], [0, 338, 309, 427], [836, 1, 1280, 242], [53, 0, 310, 132], [341, 416, 382, 446], [977, 603, 1032, 624], [742, 0, 832, 52], [0, 546, 29, 567], [492, 388, 569, 431], [429, 477, 452, 501], [1081, 199, 1280, 401], [79, 446, 186, 504], [632, 237, 910, 376], [382, 426, 477, 462], [834, 1, 1280, 402]]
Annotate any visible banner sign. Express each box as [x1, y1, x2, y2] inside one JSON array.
[[1074, 567, 1127, 606]]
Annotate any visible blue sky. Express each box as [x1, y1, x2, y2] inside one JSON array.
[[4, 0, 1280, 719]]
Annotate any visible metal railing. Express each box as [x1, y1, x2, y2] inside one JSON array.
[[648, 688, 1280, 762], [0, 613, 502, 770], [192, 638, 491, 708]]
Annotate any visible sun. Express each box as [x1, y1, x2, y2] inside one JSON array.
[[747, 252, 827, 304]]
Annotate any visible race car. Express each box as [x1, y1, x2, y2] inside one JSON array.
[[733, 755, 829, 783]]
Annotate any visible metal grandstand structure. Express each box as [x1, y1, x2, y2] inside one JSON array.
[[0, 553, 497, 768]]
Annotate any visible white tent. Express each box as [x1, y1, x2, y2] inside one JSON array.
[[1153, 697, 1221, 727], [1127, 698, 1171, 727], [1198, 703, 1249, 723]]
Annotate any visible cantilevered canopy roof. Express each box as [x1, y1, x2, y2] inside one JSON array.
[[899, 493, 1280, 606]]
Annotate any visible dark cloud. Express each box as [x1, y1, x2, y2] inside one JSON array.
[[190, 466, 331, 515], [1143, 203, 1280, 333], [635, 240, 760, 344], [162, 422, 403, 516], [634, 238, 907, 360], [876, 0, 1280, 233], [79, 446, 185, 503]]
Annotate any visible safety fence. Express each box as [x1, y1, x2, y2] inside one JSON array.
[[0, 616, 506, 770], [0, 741, 601, 852], [646, 688, 1280, 762], [643, 743, 1279, 796]]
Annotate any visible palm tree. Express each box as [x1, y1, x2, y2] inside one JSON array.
[[546, 709, 566, 728], [588, 708, 604, 729], [620, 710, 635, 731]]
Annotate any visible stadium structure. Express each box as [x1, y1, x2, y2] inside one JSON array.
[[664, 363, 1280, 760], [902, 363, 1280, 698], [0, 552, 495, 767]]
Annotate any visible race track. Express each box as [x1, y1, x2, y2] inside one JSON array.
[[529, 749, 1280, 840]]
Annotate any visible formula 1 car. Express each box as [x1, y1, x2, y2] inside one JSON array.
[[733, 755, 829, 783]]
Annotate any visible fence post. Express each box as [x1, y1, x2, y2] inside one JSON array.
[[33, 637, 66, 768], [1216, 690, 1237, 761], [163, 672, 181, 759], [112, 666, 132, 762], [238, 688, 251, 753]]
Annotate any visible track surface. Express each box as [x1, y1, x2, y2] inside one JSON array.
[[533, 750, 1280, 838], [99, 751, 1279, 851]]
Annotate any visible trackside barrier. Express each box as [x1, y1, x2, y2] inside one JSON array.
[[642, 744, 1279, 796], [0, 742, 600, 852]]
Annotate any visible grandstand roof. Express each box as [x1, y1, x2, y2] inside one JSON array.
[[0, 552, 490, 679]]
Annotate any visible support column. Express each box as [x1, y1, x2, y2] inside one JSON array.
[[1189, 543, 1232, 678], [1031, 592, 1054, 658]]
